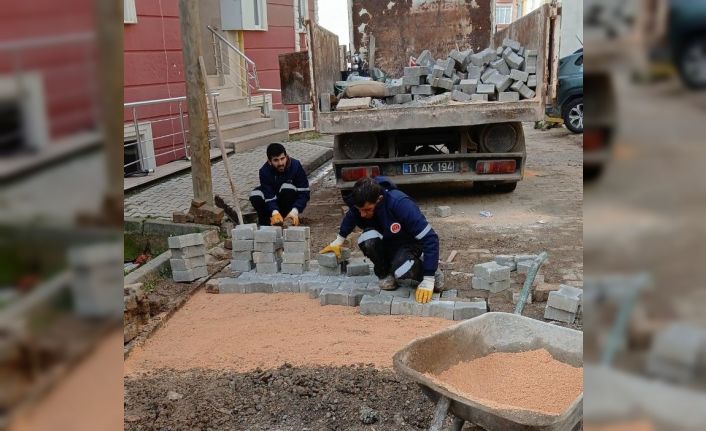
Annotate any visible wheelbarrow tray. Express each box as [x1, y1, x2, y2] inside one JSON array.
[[393, 312, 583, 431]]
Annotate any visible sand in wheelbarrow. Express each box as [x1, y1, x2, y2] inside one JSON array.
[[426, 349, 583, 415]]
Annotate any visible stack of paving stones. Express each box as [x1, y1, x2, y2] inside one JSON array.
[[376, 39, 537, 106], [231, 224, 258, 272], [316, 248, 351, 276], [281, 226, 311, 275], [471, 261, 512, 293], [168, 233, 208, 282], [359, 289, 486, 321], [544, 285, 583, 324], [492, 253, 564, 304], [254, 226, 284, 274]]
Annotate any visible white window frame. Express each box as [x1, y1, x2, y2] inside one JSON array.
[[124, 0, 138, 24], [295, 0, 309, 33], [496, 5, 513, 25], [123, 122, 155, 172]]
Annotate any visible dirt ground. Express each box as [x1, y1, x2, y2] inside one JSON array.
[[124, 124, 583, 430]]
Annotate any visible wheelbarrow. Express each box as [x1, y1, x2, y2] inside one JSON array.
[[393, 253, 583, 431]]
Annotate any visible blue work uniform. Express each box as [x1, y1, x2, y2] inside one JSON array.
[[249, 157, 310, 225], [339, 177, 439, 281]]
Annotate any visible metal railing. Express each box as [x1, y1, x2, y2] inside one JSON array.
[[123, 93, 219, 172]]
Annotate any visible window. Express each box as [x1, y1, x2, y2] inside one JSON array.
[[295, 0, 309, 33], [124, 0, 137, 24], [496, 5, 513, 25], [220, 0, 268, 31]]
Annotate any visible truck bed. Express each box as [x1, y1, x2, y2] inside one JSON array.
[[319, 99, 543, 134]]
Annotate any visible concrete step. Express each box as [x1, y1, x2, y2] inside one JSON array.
[[211, 107, 263, 125], [216, 117, 275, 140], [216, 96, 248, 111], [224, 128, 289, 153]]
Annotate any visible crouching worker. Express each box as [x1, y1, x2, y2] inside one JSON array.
[[320, 176, 441, 303], [249, 143, 310, 226]]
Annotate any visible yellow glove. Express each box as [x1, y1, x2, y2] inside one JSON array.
[[285, 208, 300, 226], [270, 211, 284, 226], [319, 235, 345, 259], [415, 276, 435, 304]]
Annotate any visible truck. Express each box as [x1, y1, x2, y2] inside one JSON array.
[[318, 1, 561, 196]]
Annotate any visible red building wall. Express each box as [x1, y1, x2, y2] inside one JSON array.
[[123, 0, 188, 167], [0, 0, 97, 141]]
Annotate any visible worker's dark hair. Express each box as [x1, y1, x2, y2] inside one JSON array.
[[266, 143, 286, 160], [351, 177, 382, 207]]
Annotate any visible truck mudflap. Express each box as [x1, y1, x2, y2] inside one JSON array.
[[334, 152, 525, 189]]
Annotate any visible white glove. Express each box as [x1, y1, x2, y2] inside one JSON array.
[[415, 276, 435, 303]]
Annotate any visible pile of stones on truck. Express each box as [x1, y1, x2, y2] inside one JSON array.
[[334, 38, 538, 111]]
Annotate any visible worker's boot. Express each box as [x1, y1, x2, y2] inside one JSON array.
[[378, 275, 397, 291]]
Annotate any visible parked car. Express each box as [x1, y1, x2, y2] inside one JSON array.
[[669, 0, 706, 89], [547, 49, 583, 133]]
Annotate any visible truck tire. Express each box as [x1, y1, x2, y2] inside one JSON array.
[[677, 36, 706, 89], [562, 97, 583, 134]]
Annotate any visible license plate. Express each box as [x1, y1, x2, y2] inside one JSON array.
[[402, 161, 456, 175]]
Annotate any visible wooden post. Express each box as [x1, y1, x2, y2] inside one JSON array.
[[179, 0, 213, 205]]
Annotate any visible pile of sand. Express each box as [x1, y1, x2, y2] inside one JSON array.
[[427, 349, 583, 415]]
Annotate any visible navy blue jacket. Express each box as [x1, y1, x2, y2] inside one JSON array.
[[339, 177, 439, 276], [258, 158, 310, 213]]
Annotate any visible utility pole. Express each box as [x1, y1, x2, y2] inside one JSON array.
[[178, 0, 213, 205]]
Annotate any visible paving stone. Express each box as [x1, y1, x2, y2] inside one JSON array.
[[281, 263, 307, 275], [232, 224, 257, 240], [350, 285, 382, 306], [320, 286, 353, 306], [480, 47, 497, 64], [384, 85, 407, 97], [433, 77, 454, 91], [360, 294, 393, 315], [411, 85, 434, 95], [283, 226, 310, 242], [516, 260, 534, 274], [515, 254, 538, 262], [648, 324, 706, 374], [403, 75, 424, 86], [547, 285, 583, 313], [317, 252, 340, 268], [488, 72, 512, 92], [504, 51, 525, 69], [502, 38, 521, 52], [282, 252, 307, 264], [337, 97, 371, 111], [172, 266, 208, 282], [256, 262, 280, 274], [243, 280, 274, 294], [481, 68, 496, 83], [170, 255, 206, 271], [476, 83, 495, 95], [431, 64, 445, 79], [469, 52, 486, 67], [459, 79, 478, 94], [232, 240, 254, 252], [512, 290, 532, 305], [441, 289, 458, 299], [380, 287, 413, 299], [346, 261, 370, 276], [517, 83, 536, 99], [391, 297, 424, 316], [498, 92, 519, 102], [254, 240, 283, 253], [349, 275, 376, 283], [301, 281, 331, 298], [510, 69, 529, 82], [472, 277, 511, 293], [253, 251, 281, 263], [255, 230, 279, 243], [217, 278, 247, 294], [451, 90, 471, 102], [232, 251, 253, 261], [494, 255, 516, 270], [422, 300, 455, 319], [527, 74, 537, 88], [272, 279, 300, 293], [319, 265, 341, 276], [167, 233, 204, 249], [544, 306, 576, 323], [471, 94, 488, 102], [490, 58, 510, 76], [453, 301, 487, 320], [404, 66, 427, 78], [473, 262, 511, 282], [416, 49, 434, 67], [170, 245, 207, 259], [230, 259, 253, 272], [283, 241, 309, 254]]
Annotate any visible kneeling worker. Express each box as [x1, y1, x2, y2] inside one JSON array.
[[320, 177, 440, 303], [249, 143, 310, 226]]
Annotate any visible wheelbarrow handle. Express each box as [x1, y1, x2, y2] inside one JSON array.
[[513, 252, 548, 315]]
